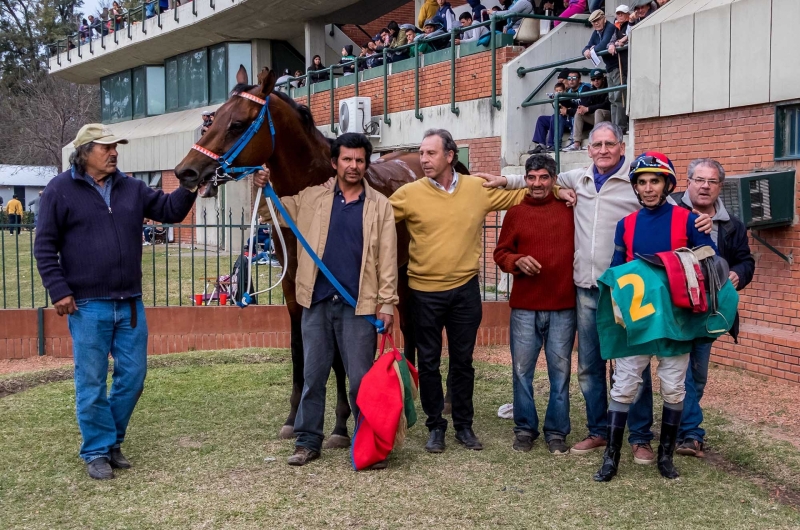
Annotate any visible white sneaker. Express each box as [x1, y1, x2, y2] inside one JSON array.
[[142, 241, 151, 246], [497, 403, 514, 419]]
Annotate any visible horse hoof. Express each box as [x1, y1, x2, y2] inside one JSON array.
[[442, 403, 452, 416], [279, 425, 296, 439], [323, 434, 351, 449]]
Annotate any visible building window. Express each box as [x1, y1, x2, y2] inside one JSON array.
[[146, 66, 166, 116], [133, 172, 162, 189], [132, 67, 146, 119], [100, 70, 132, 123], [177, 49, 209, 111], [209, 44, 227, 104], [776, 103, 800, 160], [165, 58, 179, 112]]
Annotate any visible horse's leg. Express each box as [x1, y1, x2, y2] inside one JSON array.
[[324, 343, 352, 449], [280, 301, 303, 439]]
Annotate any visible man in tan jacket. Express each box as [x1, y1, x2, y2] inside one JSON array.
[[254, 133, 398, 468]]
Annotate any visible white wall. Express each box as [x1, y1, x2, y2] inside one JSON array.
[[629, 0, 800, 119]]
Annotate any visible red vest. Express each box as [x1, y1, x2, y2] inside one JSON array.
[[622, 206, 690, 263]]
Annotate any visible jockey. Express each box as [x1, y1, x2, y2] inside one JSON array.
[[594, 151, 717, 483]]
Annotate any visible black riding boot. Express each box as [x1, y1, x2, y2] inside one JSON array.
[[593, 409, 628, 482], [657, 405, 682, 479]]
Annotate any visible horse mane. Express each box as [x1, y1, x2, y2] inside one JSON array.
[[230, 84, 330, 149]]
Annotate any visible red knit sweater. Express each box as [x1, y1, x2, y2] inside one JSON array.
[[494, 193, 576, 311]]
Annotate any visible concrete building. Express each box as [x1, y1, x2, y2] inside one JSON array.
[[0, 165, 58, 209]]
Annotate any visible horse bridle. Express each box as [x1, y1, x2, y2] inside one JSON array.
[[191, 91, 276, 186]]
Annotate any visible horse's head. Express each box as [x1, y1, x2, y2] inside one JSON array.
[[175, 65, 277, 197]]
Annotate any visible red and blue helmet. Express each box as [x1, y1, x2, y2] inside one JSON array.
[[629, 151, 677, 206]]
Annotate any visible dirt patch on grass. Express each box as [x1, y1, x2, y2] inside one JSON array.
[[704, 450, 800, 508], [0, 356, 73, 375], [0, 367, 75, 398]]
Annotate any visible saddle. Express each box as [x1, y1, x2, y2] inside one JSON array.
[[637, 246, 730, 319]]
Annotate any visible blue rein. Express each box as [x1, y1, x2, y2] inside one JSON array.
[[192, 92, 386, 334]]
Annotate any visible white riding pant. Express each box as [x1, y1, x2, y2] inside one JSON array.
[[611, 353, 690, 405]]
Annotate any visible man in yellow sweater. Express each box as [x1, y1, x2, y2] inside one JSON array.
[[6, 194, 23, 235], [390, 129, 527, 453]]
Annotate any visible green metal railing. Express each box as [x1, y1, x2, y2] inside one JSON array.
[[272, 12, 590, 131], [0, 215, 508, 309]]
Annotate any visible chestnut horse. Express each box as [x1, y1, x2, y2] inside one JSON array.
[[175, 66, 462, 445]]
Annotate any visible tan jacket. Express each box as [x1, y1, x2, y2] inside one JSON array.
[[259, 180, 398, 315], [6, 198, 23, 216]]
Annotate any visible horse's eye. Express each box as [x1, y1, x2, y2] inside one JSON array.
[[230, 121, 245, 131]]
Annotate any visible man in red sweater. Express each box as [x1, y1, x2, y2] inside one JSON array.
[[494, 154, 576, 454]]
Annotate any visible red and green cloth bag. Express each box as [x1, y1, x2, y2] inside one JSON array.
[[351, 334, 419, 471]]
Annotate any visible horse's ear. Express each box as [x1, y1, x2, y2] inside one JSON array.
[[236, 64, 248, 85], [257, 67, 277, 97], [256, 67, 269, 85]]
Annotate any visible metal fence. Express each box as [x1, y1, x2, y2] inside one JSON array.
[[0, 210, 509, 309]]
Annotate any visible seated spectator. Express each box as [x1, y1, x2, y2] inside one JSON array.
[[159, 0, 169, 13], [79, 19, 90, 44], [292, 70, 305, 88], [145, 1, 157, 19], [401, 23, 420, 56], [583, 10, 626, 131], [552, 70, 592, 149], [365, 44, 382, 69], [386, 21, 410, 61], [528, 79, 567, 153], [275, 69, 293, 91], [340, 45, 356, 75], [554, 0, 587, 27], [307, 54, 330, 83], [418, 0, 439, 28], [563, 69, 610, 151], [436, 0, 458, 31], [493, 0, 533, 36], [630, 0, 657, 26], [415, 18, 449, 53], [457, 12, 489, 43]]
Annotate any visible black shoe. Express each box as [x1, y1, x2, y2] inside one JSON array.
[[364, 459, 389, 470], [425, 428, 446, 453], [593, 409, 628, 482], [547, 438, 569, 455], [455, 428, 483, 451], [287, 446, 320, 466], [109, 447, 131, 469], [513, 432, 534, 452], [527, 145, 546, 155], [87, 457, 114, 480], [657, 406, 682, 479]]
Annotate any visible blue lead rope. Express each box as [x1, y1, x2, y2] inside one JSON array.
[[241, 183, 386, 334]]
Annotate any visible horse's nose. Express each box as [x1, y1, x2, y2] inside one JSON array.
[[175, 165, 199, 186]]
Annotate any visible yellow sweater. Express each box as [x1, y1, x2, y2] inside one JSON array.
[[390, 174, 527, 292], [417, 0, 439, 28]]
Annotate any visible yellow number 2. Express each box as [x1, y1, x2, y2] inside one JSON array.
[[616, 274, 656, 322]]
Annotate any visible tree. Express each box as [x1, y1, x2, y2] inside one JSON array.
[[0, 72, 99, 167]]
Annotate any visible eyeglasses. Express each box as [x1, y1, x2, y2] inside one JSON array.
[[588, 141, 620, 150], [566, 76, 579, 80], [690, 178, 721, 187]]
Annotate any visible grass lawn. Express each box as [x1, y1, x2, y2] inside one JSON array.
[[0, 233, 284, 309], [1, 349, 798, 529]]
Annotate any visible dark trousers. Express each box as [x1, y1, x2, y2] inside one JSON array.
[[8, 214, 20, 234], [412, 276, 482, 433], [532, 114, 570, 147], [294, 296, 377, 452]]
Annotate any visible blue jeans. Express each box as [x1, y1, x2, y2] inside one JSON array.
[[678, 340, 714, 442], [67, 298, 148, 463], [576, 287, 653, 443], [510, 308, 575, 442], [532, 115, 570, 147]]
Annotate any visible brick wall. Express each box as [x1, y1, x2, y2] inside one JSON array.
[[295, 46, 520, 125], [161, 169, 196, 244], [635, 104, 800, 384], [0, 302, 511, 360]]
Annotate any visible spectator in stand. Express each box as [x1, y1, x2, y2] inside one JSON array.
[[630, 0, 657, 26], [608, 5, 631, 89], [401, 23, 420, 56], [553, 0, 587, 27], [528, 79, 568, 154], [385, 21, 410, 61], [583, 10, 626, 132], [200, 111, 215, 136], [467, 0, 487, 22], [418, 0, 439, 28], [159, 0, 169, 13], [340, 45, 356, 75], [6, 194, 23, 235], [111, 1, 126, 32], [436, 0, 458, 31], [493, 154, 576, 455], [275, 69, 293, 91], [557, 70, 592, 149], [672, 159, 755, 459], [457, 12, 489, 44], [293, 70, 305, 88], [365, 43, 382, 69], [494, 0, 534, 37], [79, 19, 90, 44], [87, 15, 101, 38], [416, 18, 449, 53], [307, 54, 330, 83], [564, 69, 610, 152]]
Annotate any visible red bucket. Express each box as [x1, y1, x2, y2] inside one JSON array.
[[219, 293, 228, 306], [194, 294, 203, 306]]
